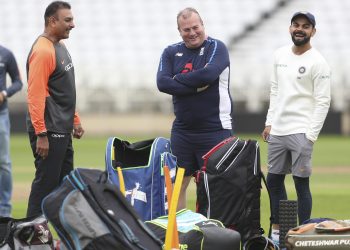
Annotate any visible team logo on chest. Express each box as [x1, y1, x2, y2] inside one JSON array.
[[298, 66, 306, 74], [199, 47, 204, 56]]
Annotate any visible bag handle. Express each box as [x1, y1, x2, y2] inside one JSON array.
[[261, 171, 273, 238], [105, 137, 116, 169], [254, 141, 274, 238]]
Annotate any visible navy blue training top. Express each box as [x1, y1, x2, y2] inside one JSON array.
[[157, 37, 233, 132], [0, 45, 23, 111]]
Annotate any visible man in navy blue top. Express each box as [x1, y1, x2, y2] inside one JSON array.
[[157, 7, 233, 209], [0, 44, 23, 217]]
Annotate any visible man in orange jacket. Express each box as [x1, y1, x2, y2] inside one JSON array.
[[26, 1, 84, 217]]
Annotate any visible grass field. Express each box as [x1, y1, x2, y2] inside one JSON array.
[[9, 133, 350, 236]]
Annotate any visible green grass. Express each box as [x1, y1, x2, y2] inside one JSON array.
[[9, 133, 350, 237]]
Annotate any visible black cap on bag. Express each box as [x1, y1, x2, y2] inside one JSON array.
[[291, 11, 316, 27]]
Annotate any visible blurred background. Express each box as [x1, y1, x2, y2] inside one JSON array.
[[1, 0, 349, 136]]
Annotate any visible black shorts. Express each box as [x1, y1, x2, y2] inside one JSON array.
[[171, 129, 232, 176]]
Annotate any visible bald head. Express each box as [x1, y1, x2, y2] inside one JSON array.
[[177, 7, 203, 30]]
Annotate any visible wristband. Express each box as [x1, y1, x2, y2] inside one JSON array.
[[37, 132, 47, 137]]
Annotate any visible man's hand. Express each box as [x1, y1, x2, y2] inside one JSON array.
[[261, 126, 271, 142], [73, 124, 84, 139], [0, 92, 5, 104], [197, 85, 209, 92], [36, 136, 49, 159]]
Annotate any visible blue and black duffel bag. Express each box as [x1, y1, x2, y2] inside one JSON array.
[[105, 137, 177, 221]]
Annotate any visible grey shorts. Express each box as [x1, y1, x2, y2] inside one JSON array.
[[267, 133, 314, 177]]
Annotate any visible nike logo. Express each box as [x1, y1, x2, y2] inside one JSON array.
[[61, 60, 65, 64]]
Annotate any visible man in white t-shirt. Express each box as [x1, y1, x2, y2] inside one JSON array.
[[261, 11, 331, 245]]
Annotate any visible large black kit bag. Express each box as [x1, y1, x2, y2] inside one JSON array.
[[0, 215, 54, 250], [145, 209, 241, 250], [195, 137, 271, 243], [42, 168, 162, 250]]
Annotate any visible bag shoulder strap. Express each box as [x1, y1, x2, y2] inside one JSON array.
[[261, 171, 273, 238], [252, 140, 274, 238]]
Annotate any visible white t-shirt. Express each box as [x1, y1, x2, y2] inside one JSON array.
[[265, 45, 331, 142]]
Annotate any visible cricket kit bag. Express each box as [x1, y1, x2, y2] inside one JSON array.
[[195, 136, 268, 244], [42, 168, 163, 250], [0, 215, 54, 250], [145, 209, 241, 250], [105, 137, 177, 221], [285, 220, 350, 249]]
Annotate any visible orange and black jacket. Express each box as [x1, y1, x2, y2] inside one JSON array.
[[26, 36, 80, 135]]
